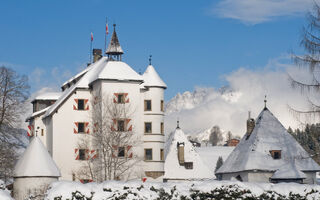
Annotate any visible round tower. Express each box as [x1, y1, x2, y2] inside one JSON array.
[[13, 137, 60, 200], [141, 57, 167, 179]]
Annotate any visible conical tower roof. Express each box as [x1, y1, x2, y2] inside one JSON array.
[[164, 126, 214, 180], [142, 65, 167, 89], [106, 24, 124, 55], [14, 137, 60, 177], [216, 107, 320, 176]]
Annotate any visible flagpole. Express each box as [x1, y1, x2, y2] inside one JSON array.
[[90, 32, 93, 63], [104, 17, 108, 55]]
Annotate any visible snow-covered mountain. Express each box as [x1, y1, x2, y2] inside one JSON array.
[[165, 87, 241, 144], [165, 87, 241, 114], [188, 126, 231, 146]]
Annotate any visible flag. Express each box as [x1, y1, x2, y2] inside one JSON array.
[[91, 32, 93, 41], [106, 23, 109, 35]]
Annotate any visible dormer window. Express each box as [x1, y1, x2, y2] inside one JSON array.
[[270, 150, 281, 159]]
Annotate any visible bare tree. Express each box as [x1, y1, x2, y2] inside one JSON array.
[[290, 3, 320, 118], [0, 66, 29, 184], [77, 91, 142, 182]]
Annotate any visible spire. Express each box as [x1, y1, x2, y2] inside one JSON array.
[[264, 95, 267, 109], [177, 119, 180, 129], [106, 24, 124, 61], [149, 55, 152, 65]]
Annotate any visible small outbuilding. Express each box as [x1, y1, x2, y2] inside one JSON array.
[[163, 122, 214, 182], [216, 105, 320, 184], [13, 136, 61, 200]]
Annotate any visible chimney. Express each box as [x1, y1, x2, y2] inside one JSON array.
[[177, 142, 185, 165], [246, 111, 255, 138], [93, 49, 102, 63]]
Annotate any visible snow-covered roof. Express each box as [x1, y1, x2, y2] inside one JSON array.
[[141, 65, 167, 89], [164, 127, 214, 180], [14, 136, 61, 177], [216, 107, 320, 176], [26, 107, 50, 121], [271, 163, 307, 180], [32, 92, 62, 102], [43, 57, 143, 118]]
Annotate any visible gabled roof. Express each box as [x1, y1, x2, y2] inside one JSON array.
[[164, 127, 214, 180], [106, 25, 123, 55], [32, 92, 61, 101], [14, 137, 60, 177], [141, 65, 167, 89], [216, 108, 320, 175], [43, 57, 143, 118]]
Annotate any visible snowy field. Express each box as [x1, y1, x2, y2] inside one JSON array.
[[45, 180, 320, 199]]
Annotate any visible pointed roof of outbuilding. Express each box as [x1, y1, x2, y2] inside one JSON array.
[[14, 137, 60, 177], [106, 24, 124, 55], [164, 126, 214, 180], [216, 107, 320, 176], [142, 65, 167, 89]]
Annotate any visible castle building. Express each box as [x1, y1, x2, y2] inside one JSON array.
[[26, 25, 167, 181], [216, 104, 320, 184]]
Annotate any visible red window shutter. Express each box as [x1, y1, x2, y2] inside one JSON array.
[[74, 122, 78, 134], [85, 122, 90, 134], [75, 149, 79, 160], [125, 93, 129, 103], [74, 99, 78, 110], [127, 146, 133, 158], [112, 145, 118, 158], [113, 93, 118, 103], [84, 99, 89, 110]]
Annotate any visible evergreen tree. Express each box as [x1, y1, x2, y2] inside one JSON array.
[[215, 156, 223, 172]]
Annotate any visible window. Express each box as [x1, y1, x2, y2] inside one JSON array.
[[145, 149, 152, 160], [144, 100, 152, 111], [161, 100, 164, 112], [145, 122, 152, 133], [118, 147, 125, 157], [41, 129, 44, 136], [270, 150, 281, 159], [79, 149, 86, 160], [160, 149, 164, 161], [117, 120, 125, 132], [78, 99, 85, 110], [161, 122, 164, 134], [184, 162, 193, 169], [78, 122, 85, 133], [118, 94, 125, 104], [80, 179, 92, 184]]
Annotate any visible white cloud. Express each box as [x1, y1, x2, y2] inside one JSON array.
[[165, 55, 318, 137], [211, 0, 320, 24]]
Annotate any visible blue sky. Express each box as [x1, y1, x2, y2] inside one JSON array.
[[0, 0, 314, 99]]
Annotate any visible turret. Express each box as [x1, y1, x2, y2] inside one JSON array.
[[106, 24, 124, 61]]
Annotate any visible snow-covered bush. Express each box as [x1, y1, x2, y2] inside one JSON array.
[[45, 180, 320, 200]]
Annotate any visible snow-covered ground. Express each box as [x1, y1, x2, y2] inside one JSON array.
[[196, 146, 235, 173], [46, 180, 320, 200]]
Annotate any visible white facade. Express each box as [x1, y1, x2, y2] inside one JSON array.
[[26, 27, 167, 181]]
